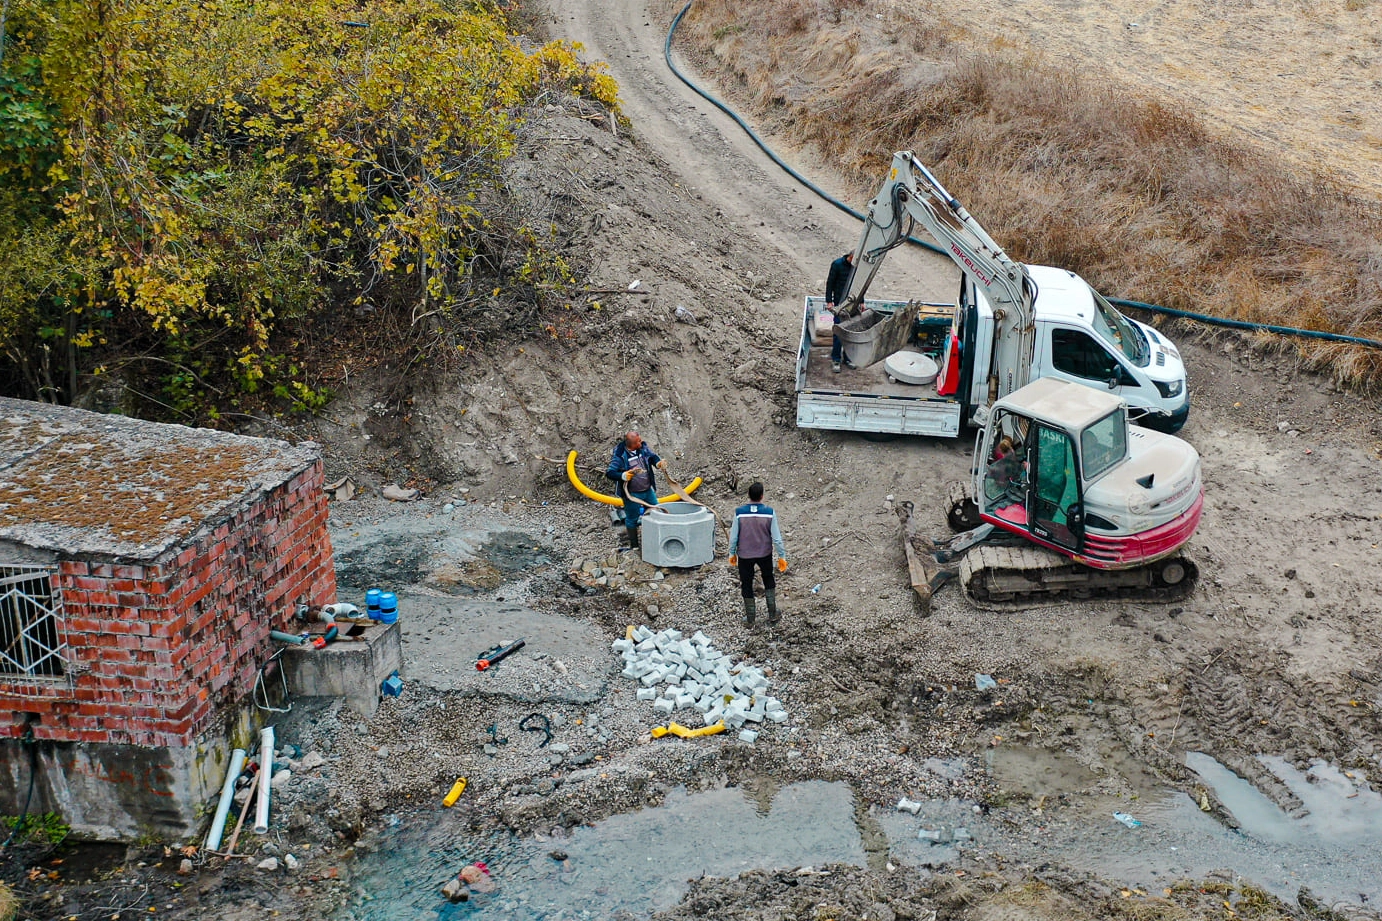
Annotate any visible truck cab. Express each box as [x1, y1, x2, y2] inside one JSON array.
[[964, 266, 1190, 433]]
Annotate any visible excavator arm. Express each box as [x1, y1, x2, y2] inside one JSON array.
[[842, 151, 1040, 404]]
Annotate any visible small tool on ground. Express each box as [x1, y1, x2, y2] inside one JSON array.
[[476, 637, 526, 671]]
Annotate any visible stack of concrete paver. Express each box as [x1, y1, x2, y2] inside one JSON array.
[[612, 626, 787, 743]]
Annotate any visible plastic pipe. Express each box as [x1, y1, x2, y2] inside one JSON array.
[[205, 748, 246, 852], [270, 630, 305, 645], [254, 727, 273, 835], [565, 450, 702, 507]]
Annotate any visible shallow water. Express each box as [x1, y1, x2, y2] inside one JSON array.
[[339, 780, 864, 921]]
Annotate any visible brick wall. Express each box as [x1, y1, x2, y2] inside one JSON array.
[[1, 461, 336, 747]]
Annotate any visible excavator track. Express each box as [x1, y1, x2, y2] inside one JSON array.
[[959, 543, 1199, 609]]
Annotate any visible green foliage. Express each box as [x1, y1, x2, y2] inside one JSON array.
[[0, 0, 619, 418], [1, 811, 71, 847]]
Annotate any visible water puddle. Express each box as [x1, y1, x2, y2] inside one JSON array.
[[1070, 753, 1382, 910], [339, 780, 863, 920]]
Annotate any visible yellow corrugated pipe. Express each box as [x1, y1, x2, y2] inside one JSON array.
[[565, 450, 703, 507]]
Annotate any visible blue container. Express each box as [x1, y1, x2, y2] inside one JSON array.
[[381, 670, 403, 698], [365, 588, 382, 621], [379, 592, 398, 625]]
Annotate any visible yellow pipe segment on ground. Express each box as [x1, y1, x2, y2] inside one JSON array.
[[566, 450, 703, 507], [651, 721, 726, 739]]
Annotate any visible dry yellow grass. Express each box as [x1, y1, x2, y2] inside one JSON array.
[[666, 0, 1382, 386]]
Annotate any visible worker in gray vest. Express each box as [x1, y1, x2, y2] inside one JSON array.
[[727, 482, 788, 627]]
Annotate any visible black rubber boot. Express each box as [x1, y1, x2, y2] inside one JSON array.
[[765, 589, 779, 625], [742, 596, 756, 626], [625, 526, 641, 552]]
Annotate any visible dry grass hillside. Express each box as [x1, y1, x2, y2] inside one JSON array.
[[658, 0, 1382, 385]]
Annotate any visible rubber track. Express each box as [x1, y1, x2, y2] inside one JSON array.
[[959, 544, 1199, 609]]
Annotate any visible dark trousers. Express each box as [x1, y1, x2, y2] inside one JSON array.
[[737, 555, 774, 598]]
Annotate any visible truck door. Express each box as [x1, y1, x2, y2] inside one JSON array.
[[1048, 328, 1139, 396], [1029, 423, 1082, 551]]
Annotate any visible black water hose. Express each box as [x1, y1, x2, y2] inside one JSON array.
[[1, 725, 38, 849], [663, 1, 1382, 351]]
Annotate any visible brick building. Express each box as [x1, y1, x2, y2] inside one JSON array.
[[0, 398, 336, 840]]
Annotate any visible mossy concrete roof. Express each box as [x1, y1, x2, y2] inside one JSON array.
[[0, 398, 320, 563]]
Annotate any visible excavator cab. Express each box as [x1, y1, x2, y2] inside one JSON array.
[[969, 377, 1201, 570]]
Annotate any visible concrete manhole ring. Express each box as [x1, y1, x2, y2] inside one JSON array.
[[883, 351, 939, 386]]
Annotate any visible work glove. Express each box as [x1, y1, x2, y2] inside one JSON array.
[[728, 555, 738, 567], [622, 470, 635, 482], [776, 558, 789, 573], [656, 460, 667, 471]]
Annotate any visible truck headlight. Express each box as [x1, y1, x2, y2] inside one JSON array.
[[1155, 378, 1183, 399]]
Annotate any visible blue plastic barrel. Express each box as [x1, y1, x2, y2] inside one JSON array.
[[365, 588, 382, 621], [379, 592, 398, 625]]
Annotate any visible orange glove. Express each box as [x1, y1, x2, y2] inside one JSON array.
[[728, 555, 738, 567], [656, 459, 668, 470], [621, 470, 635, 481], [776, 558, 789, 573]]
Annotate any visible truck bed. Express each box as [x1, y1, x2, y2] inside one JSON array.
[[795, 297, 966, 438]]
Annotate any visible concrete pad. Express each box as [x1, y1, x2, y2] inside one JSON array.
[[395, 596, 610, 703]]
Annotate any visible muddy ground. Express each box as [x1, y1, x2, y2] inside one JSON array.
[[5, 0, 1382, 918]]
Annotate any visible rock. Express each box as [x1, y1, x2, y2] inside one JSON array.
[[300, 751, 326, 771], [550, 849, 568, 861], [550, 713, 568, 728], [257, 857, 280, 872], [178, 858, 194, 876], [284, 854, 300, 871], [272, 769, 292, 788], [549, 742, 571, 753], [376, 747, 390, 759], [484, 744, 498, 757], [441, 878, 469, 902]]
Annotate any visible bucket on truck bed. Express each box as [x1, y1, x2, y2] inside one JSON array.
[[836, 302, 921, 369]]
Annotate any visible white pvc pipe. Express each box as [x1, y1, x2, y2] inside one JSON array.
[[253, 727, 274, 835], [205, 748, 246, 852]]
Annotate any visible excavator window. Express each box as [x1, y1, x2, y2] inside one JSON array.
[[1080, 409, 1128, 480], [1031, 424, 1080, 549]]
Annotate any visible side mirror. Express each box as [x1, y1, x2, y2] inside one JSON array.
[[1106, 377, 1119, 390], [1067, 503, 1084, 530]]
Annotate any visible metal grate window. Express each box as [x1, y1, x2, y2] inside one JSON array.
[[0, 565, 66, 680]]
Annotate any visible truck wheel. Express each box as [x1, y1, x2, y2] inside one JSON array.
[[947, 497, 981, 531], [860, 432, 899, 443]]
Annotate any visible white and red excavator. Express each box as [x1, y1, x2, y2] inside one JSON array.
[[831, 152, 1204, 603]]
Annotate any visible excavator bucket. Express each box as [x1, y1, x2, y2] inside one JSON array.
[[895, 501, 956, 612]]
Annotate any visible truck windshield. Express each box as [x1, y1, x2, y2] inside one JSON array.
[[1088, 286, 1147, 366], [1081, 408, 1128, 481]]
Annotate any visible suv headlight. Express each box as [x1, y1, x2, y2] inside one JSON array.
[[1155, 378, 1183, 399]]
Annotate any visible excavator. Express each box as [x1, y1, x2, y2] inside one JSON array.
[[837, 152, 1203, 604]]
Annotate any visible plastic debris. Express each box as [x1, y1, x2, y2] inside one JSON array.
[[974, 673, 998, 691], [810, 584, 822, 594], [1113, 812, 1142, 828]]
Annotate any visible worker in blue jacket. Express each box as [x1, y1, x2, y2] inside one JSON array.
[[825, 251, 856, 373], [727, 482, 788, 627], [606, 430, 666, 551]]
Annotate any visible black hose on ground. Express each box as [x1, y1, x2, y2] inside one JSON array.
[[1, 724, 38, 849], [663, 1, 1382, 351]]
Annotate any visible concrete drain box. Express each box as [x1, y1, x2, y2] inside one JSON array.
[[280, 620, 403, 718], [641, 502, 715, 568]]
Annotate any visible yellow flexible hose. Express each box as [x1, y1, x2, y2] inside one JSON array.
[[566, 450, 703, 507]]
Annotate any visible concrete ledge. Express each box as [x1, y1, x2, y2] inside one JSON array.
[[279, 621, 403, 718]]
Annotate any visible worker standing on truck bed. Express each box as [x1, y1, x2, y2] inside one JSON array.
[[606, 431, 666, 552], [728, 482, 788, 628], [825, 251, 855, 373]]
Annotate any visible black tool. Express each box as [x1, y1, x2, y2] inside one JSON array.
[[476, 637, 526, 671], [518, 713, 552, 748]]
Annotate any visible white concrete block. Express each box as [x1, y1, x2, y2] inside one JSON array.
[[738, 729, 758, 744], [664, 629, 682, 642], [693, 698, 714, 713], [640, 672, 661, 687], [636, 687, 657, 701], [611, 638, 634, 654], [633, 626, 653, 641], [702, 711, 722, 728], [653, 698, 675, 714], [691, 631, 710, 646], [674, 693, 696, 709], [766, 710, 789, 723]]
